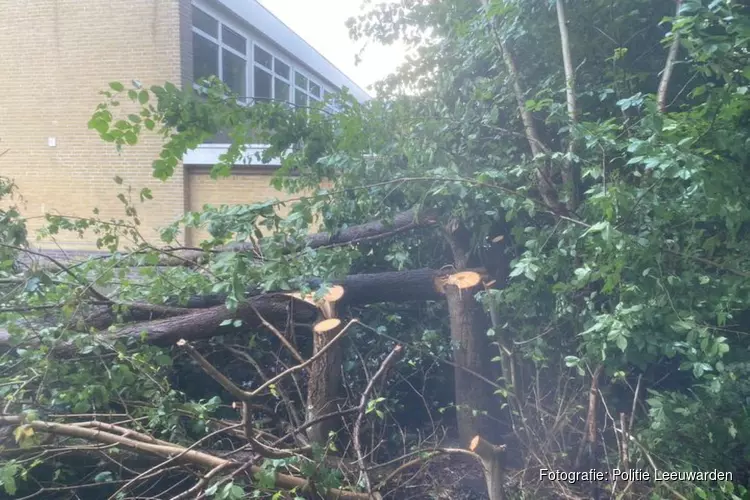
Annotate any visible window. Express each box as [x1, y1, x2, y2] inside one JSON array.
[[192, 6, 247, 99], [294, 70, 324, 107], [222, 49, 245, 95], [193, 32, 218, 82], [193, 7, 218, 37], [191, 4, 338, 108], [254, 67, 272, 100], [253, 44, 292, 103], [222, 25, 245, 54]]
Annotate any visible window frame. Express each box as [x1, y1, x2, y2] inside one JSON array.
[[252, 40, 295, 104], [293, 67, 325, 107], [192, 5, 249, 99], [191, 1, 337, 107]]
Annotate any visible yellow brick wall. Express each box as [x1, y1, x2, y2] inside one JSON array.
[[186, 168, 325, 246], [0, 0, 187, 252]]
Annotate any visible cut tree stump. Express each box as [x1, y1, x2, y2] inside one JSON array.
[[470, 435, 507, 500], [306, 318, 345, 444]]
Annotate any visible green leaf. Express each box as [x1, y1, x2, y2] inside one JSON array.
[[564, 356, 580, 367], [109, 81, 125, 91], [94, 471, 114, 483]]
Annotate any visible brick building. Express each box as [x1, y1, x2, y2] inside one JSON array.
[[0, 0, 368, 253]]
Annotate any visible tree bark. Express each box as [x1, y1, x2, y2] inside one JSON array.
[[306, 322, 345, 445], [470, 435, 507, 500], [443, 220, 502, 446], [555, 0, 581, 211], [1, 268, 485, 353], [90, 267, 485, 330], [657, 0, 683, 113]]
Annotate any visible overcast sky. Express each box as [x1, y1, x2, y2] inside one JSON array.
[[257, 0, 407, 94]]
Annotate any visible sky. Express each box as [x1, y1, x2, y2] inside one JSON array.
[[257, 0, 408, 94]]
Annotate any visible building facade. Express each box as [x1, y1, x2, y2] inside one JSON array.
[[0, 0, 368, 252]]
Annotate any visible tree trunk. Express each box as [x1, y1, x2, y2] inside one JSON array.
[[444, 220, 503, 446], [470, 435, 507, 500], [445, 283, 499, 445], [305, 322, 345, 444], [1, 268, 485, 354], [86, 267, 486, 331]]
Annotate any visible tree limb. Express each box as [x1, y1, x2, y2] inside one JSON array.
[[353, 344, 403, 493], [658, 0, 683, 113], [160, 207, 439, 266], [0, 416, 372, 500], [555, 0, 581, 210]]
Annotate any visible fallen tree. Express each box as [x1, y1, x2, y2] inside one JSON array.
[[71, 267, 488, 341], [151, 207, 438, 266]]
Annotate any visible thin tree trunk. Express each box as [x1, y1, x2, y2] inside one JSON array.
[[555, 0, 581, 211], [657, 0, 683, 113], [480, 0, 565, 215]]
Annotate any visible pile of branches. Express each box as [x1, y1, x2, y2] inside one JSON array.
[[0, 208, 517, 500]]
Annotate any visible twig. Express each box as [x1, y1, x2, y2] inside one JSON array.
[[574, 364, 603, 469], [107, 423, 243, 500], [177, 340, 249, 401], [247, 302, 305, 364], [629, 374, 642, 435], [0, 244, 111, 303], [0, 416, 371, 500], [353, 345, 403, 493], [170, 462, 233, 500], [248, 319, 358, 397]]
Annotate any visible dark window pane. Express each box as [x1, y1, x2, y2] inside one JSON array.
[[274, 59, 290, 79], [309, 82, 321, 98], [295, 71, 308, 89], [192, 6, 218, 38], [254, 67, 272, 100], [222, 25, 246, 54], [193, 33, 219, 82], [295, 88, 308, 106], [222, 49, 246, 96], [254, 46, 272, 69], [274, 78, 290, 101]]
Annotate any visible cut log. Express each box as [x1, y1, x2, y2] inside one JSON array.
[[443, 220, 504, 445], [440, 270, 482, 290], [313, 318, 341, 333], [0, 268, 487, 355], [306, 319, 345, 444], [323, 285, 345, 303], [88, 268, 487, 331], [444, 280, 499, 444], [469, 435, 507, 500]]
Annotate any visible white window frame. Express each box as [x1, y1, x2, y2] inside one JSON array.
[[191, 1, 338, 108], [293, 67, 326, 107], [252, 40, 295, 104], [192, 4, 250, 100]]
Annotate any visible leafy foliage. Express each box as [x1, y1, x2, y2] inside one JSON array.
[[2, 0, 750, 498]]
